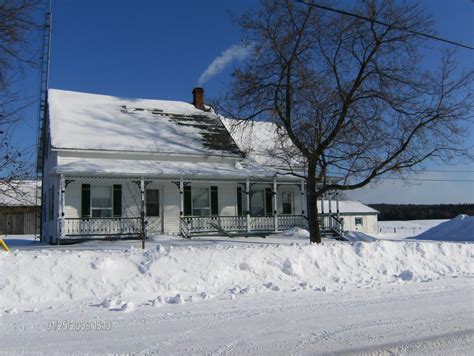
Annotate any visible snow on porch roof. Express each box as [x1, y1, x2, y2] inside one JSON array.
[[53, 157, 296, 180], [318, 200, 379, 214], [48, 89, 243, 157]]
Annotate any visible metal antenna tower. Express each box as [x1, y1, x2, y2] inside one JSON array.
[[35, 5, 52, 240]]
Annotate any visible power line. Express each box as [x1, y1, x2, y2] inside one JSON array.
[[329, 175, 474, 182], [376, 177, 474, 182], [296, 1, 474, 50], [410, 169, 474, 173]]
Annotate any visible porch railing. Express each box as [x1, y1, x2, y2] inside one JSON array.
[[64, 218, 142, 237], [180, 215, 307, 237], [317, 213, 344, 237], [250, 216, 275, 231], [278, 215, 308, 230], [181, 215, 247, 234], [330, 215, 344, 236]]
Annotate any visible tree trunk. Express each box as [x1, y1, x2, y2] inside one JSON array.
[[307, 159, 321, 243]]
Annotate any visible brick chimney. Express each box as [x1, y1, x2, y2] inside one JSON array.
[[192, 87, 205, 110]]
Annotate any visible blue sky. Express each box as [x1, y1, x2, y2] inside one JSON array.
[[11, 0, 474, 203]]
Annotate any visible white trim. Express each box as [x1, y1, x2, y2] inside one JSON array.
[[52, 147, 242, 159]]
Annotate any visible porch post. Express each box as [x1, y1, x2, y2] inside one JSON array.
[[179, 177, 184, 216], [336, 191, 340, 220], [320, 192, 324, 214], [58, 174, 65, 244], [246, 177, 250, 232], [140, 177, 145, 249], [328, 192, 333, 229], [179, 177, 184, 233], [273, 176, 278, 232], [160, 183, 165, 234], [300, 179, 306, 217], [320, 192, 324, 229]]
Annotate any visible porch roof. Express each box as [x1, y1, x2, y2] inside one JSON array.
[[53, 157, 300, 181]]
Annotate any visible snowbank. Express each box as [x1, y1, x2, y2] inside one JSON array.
[[409, 215, 474, 242], [0, 239, 471, 312]]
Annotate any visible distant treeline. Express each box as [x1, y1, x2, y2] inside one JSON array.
[[368, 204, 474, 221]]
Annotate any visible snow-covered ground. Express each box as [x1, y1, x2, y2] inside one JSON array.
[[1, 217, 472, 354], [376, 219, 449, 239], [1, 277, 472, 355]]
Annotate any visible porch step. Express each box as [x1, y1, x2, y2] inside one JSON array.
[[320, 229, 347, 241]]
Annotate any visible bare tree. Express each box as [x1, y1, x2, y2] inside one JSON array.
[[0, 0, 43, 192], [222, 0, 473, 243]]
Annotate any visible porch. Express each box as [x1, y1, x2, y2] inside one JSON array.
[[50, 172, 344, 243]]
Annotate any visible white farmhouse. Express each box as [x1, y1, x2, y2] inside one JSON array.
[[39, 88, 325, 244]]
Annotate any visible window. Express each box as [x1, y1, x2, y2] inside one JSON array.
[[250, 189, 265, 216], [91, 186, 112, 218], [355, 217, 363, 225], [146, 189, 160, 217], [81, 184, 121, 218], [183, 186, 218, 216], [192, 187, 210, 216], [281, 191, 293, 214]]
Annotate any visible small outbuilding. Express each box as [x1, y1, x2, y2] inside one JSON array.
[[318, 200, 378, 235], [0, 180, 40, 235]]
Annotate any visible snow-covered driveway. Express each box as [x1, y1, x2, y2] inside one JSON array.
[[1, 277, 472, 355]]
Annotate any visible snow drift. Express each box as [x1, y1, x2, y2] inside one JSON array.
[[410, 215, 474, 242], [0, 239, 471, 312], [343, 231, 377, 242]]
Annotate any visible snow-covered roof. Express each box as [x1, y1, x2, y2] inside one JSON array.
[[54, 157, 294, 180], [221, 118, 300, 167], [0, 180, 39, 206], [48, 89, 243, 157], [318, 200, 378, 214]]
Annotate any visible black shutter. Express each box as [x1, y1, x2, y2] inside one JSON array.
[[237, 187, 242, 216], [113, 184, 122, 217], [81, 184, 91, 218], [50, 186, 55, 221], [42, 192, 46, 222], [211, 186, 218, 215], [265, 188, 273, 216], [184, 186, 192, 216]]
